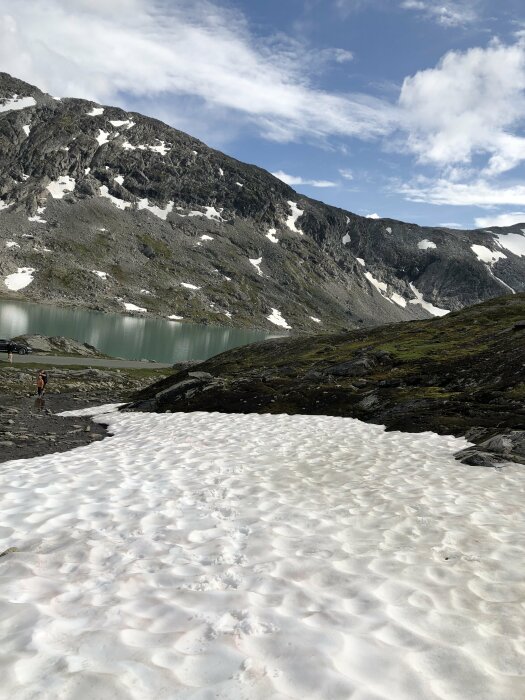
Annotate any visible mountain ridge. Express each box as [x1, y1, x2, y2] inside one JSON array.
[[1, 72, 524, 332]]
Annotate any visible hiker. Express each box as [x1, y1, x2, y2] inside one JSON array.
[[36, 370, 47, 397], [7, 341, 13, 364]]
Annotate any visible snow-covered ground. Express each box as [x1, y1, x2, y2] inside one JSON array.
[[0, 408, 524, 700]]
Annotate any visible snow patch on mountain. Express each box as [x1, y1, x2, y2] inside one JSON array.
[[28, 206, 46, 223], [46, 175, 75, 199], [418, 239, 437, 250], [494, 231, 525, 257], [92, 271, 108, 280], [95, 129, 111, 146], [390, 292, 407, 308], [99, 186, 130, 210], [0, 95, 36, 113], [266, 228, 279, 243], [86, 107, 104, 116], [409, 283, 449, 317], [123, 302, 147, 313], [267, 307, 291, 329], [471, 245, 506, 265], [285, 201, 304, 235], [22, 124, 31, 136], [4, 267, 36, 290], [149, 140, 170, 155], [364, 270, 394, 304], [342, 232, 351, 245], [109, 119, 134, 129], [181, 282, 201, 290], [249, 257, 263, 276], [137, 198, 174, 221]]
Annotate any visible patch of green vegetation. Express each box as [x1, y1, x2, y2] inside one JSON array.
[[94, 233, 112, 252], [109, 264, 130, 284], [138, 234, 171, 259], [508, 383, 525, 398], [39, 268, 80, 291], [394, 386, 457, 400]]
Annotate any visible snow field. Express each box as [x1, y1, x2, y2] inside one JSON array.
[[4, 267, 36, 291], [1, 409, 525, 699], [137, 198, 174, 221], [46, 176, 76, 199], [266, 308, 291, 329], [418, 240, 437, 250], [249, 257, 263, 276], [494, 230, 525, 257], [123, 302, 147, 313], [409, 283, 449, 317], [471, 245, 506, 265], [0, 95, 36, 113], [285, 201, 304, 234]]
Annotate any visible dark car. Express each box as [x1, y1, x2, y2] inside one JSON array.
[[0, 339, 32, 355]]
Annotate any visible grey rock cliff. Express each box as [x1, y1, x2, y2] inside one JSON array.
[[1, 73, 524, 331]]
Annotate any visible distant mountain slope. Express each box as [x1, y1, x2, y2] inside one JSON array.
[[1, 73, 524, 331]]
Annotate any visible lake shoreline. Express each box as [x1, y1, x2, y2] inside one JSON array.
[[0, 298, 272, 363]]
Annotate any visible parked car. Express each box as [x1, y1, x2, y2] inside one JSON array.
[[0, 339, 32, 355]]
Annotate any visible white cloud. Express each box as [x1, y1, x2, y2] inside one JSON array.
[[272, 170, 337, 188], [400, 0, 480, 26], [339, 168, 354, 180], [366, 212, 381, 219], [398, 39, 525, 174], [398, 178, 525, 206], [0, 0, 394, 145], [474, 212, 525, 228]]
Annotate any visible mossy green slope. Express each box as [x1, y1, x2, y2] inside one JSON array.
[[130, 293, 525, 438]]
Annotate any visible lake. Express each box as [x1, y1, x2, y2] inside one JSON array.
[[0, 300, 274, 363]]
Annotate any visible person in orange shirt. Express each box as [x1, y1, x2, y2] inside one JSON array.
[[36, 371, 45, 397]]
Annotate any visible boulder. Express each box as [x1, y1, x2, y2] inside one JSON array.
[[455, 431, 525, 467]]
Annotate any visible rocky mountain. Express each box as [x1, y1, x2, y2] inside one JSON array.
[[128, 293, 525, 465], [1, 72, 524, 332]]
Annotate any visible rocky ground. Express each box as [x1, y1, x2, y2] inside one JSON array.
[[0, 361, 172, 463]]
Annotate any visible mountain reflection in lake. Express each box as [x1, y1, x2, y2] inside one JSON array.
[[0, 301, 274, 363]]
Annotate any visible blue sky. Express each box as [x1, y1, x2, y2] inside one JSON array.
[[2, 0, 525, 228]]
